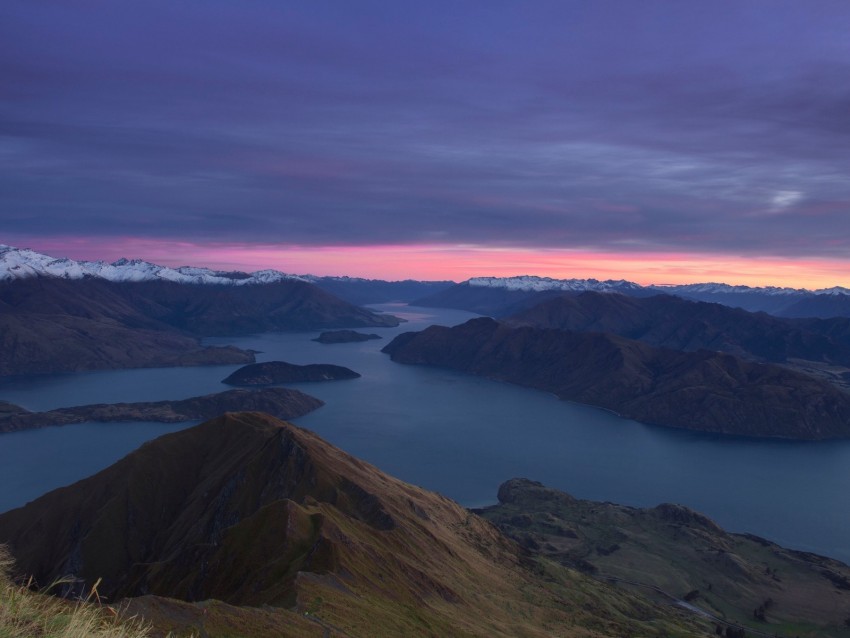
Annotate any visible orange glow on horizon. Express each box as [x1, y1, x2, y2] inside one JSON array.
[[6, 236, 849, 290]]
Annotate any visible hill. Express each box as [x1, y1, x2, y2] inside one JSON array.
[[382, 317, 850, 439], [414, 275, 850, 319], [0, 277, 398, 376], [0, 387, 322, 433], [0, 412, 706, 638], [222, 361, 360, 385], [508, 292, 850, 375], [478, 478, 850, 637]]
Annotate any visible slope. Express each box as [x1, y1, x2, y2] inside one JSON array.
[[0, 277, 398, 376], [0, 412, 705, 638], [508, 292, 850, 369], [383, 318, 850, 439], [479, 478, 850, 637]]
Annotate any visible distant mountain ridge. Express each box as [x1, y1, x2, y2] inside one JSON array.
[[416, 275, 850, 318], [466, 275, 850, 297], [7, 245, 849, 315], [0, 245, 454, 303], [507, 291, 850, 370], [0, 244, 307, 286]]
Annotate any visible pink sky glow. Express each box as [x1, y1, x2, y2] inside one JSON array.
[[6, 235, 849, 290]]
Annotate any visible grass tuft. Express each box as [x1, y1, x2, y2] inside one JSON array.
[[0, 545, 155, 638]]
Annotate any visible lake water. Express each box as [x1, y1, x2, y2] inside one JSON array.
[[1, 303, 849, 564]]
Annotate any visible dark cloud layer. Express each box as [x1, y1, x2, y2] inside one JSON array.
[[2, 1, 849, 257]]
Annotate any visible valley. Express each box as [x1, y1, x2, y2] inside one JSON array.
[[3, 251, 850, 636], [3, 304, 850, 572], [6, 5, 850, 635]]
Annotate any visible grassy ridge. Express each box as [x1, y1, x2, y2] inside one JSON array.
[[0, 546, 152, 638]]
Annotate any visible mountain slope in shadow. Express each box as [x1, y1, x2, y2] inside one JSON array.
[[0, 412, 706, 637], [383, 317, 850, 439]]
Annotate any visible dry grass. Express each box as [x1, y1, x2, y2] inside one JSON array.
[[0, 545, 154, 638]]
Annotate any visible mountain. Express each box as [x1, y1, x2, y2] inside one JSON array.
[[382, 317, 850, 439], [478, 478, 850, 635], [0, 244, 306, 286], [0, 273, 398, 377], [780, 293, 850, 319], [651, 282, 816, 314], [413, 276, 652, 316], [307, 276, 455, 305], [0, 244, 454, 304], [413, 275, 850, 318], [0, 280, 255, 376], [0, 412, 706, 637], [507, 291, 850, 370], [0, 387, 322, 433]]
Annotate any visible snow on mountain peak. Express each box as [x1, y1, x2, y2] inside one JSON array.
[[466, 275, 643, 293], [650, 282, 808, 296], [0, 245, 307, 285]]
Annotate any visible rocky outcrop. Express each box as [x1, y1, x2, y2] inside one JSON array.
[[222, 361, 360, 386], [312, 330, 382, 344], [0, 388, 323, 433], [383, 317, 850, 439], [479, 478, 850, 630]]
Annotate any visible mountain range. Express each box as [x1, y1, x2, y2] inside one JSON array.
[[2, 413, 848, 636], [383, 316, 850, 440], [0, 257, 400, 376], [5, 245, 850, 316], [0, 412, 709, 637], [415, 275, 850, 318], [0, 244, 453, 304], [508, 291, 850, 373]]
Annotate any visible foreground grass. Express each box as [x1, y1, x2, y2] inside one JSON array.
[[0, 546, 152, 638]]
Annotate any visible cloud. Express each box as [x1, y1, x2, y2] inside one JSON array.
[[2, 1, 850, 261]]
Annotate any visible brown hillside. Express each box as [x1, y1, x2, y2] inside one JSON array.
[[0, 413, 704, 638], [383, 317, 850, 439]]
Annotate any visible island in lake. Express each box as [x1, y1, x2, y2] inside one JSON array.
[[222, 360, 361, 386], [312, 329, 382, 344]]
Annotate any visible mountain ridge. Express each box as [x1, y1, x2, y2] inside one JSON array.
[[0, 412, 707, 637], [0, 276, 398, 376], [382, 317, 850, 440], [0, 387, 323, 433], [506, 291, 850, 375], [415, 276, 850, 318]]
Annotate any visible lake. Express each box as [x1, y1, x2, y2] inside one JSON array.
[[1, 303, 849, 564]]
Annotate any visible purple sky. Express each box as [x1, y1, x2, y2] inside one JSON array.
[[2, 1, 850, 283]]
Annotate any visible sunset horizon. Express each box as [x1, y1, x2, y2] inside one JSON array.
[[4, 235, 848, 291]]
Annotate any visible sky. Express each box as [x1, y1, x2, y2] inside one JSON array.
[[2, 1, 850, 287]]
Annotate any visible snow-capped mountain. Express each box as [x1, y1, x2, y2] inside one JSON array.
[[465, 275, 849, 297], [0, 245, 307, 285], [466, 275, 644, 293], [652, 282, 810, 296]]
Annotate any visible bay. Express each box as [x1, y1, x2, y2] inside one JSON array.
[[1, 303, 848, 565]]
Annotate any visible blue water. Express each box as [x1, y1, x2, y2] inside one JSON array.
[[1, 303, 849, 564]]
